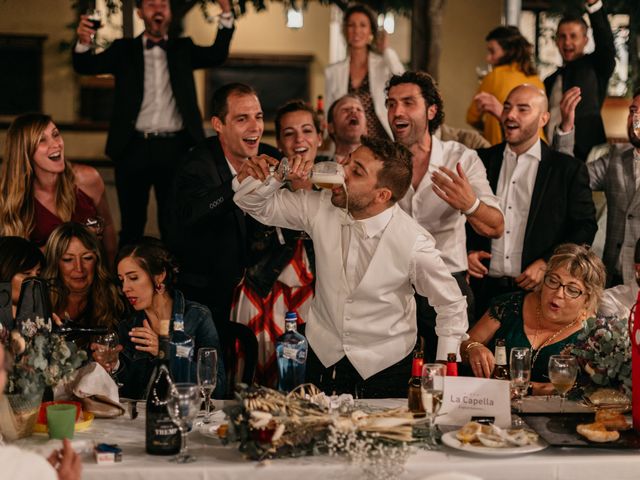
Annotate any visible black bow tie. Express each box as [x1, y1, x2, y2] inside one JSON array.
[[146, 38, 167, 50]]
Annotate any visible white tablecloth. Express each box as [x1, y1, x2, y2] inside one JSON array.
[[13, 399, 640, 480]]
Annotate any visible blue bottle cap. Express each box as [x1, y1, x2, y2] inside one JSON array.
[[285, 311, 297, 322]]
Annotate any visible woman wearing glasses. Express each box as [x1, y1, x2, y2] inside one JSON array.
[[461, 244, 605, 394]]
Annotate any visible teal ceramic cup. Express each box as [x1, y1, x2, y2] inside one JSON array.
[[46, 404, 76, 439]]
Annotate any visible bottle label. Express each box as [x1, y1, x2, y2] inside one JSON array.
[[176, 345, 192, 359], [495, 346, 507, 365]]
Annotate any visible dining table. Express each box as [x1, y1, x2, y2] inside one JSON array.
[[13, 398, 640, 480]]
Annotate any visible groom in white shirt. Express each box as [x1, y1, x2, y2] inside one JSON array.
[[233, 136, 468, 397]]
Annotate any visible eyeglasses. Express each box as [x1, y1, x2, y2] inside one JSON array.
[[543, 275, 583, 299]]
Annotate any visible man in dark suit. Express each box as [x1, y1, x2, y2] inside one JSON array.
[[167, 83, 280, 336], [468, 84, 597, 317], [72, 0, 234, 247], [544, 0, 615, 161]]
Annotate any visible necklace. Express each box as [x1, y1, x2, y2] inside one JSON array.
[[530, 303, 580, 367]]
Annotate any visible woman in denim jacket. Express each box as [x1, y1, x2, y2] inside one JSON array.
[[110, 238, 225, 400]]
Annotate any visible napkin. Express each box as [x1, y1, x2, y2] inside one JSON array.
[[55, 362, 124, 418]]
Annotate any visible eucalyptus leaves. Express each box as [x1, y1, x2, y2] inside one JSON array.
[[6, 316, 86, 397], [570, 315, 631, 397]]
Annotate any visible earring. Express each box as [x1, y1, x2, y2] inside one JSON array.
[[155, 283, 165, 294]]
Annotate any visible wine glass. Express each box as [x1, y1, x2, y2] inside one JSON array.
[[509, 347, 531, 425], [420, 363, 446, 447], [196, 348, 217, 424], [548, 354, 578, 414], [93, 331, 121, 383], [86, 9, 102, 46], [166, 383, 201, 463]]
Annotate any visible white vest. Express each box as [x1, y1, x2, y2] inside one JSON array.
[[306, 201, 422, 379]]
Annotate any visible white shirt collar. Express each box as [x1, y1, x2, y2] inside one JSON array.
[[427, 136, 444, 171], [348, 204, 395, 239], [504, 139, 542, 162]]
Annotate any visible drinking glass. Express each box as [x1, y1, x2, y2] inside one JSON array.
[[548, 354, 578, 414], [86, 9, 102, 46], [509, 347, 531, 425], [420, 363, 446, 447], [196, 348, 217, 424], [167, 383, 201, 463], [94, 332, 120, 379], [309, 161, 345, 189]]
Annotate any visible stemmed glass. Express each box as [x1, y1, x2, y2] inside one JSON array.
[[420, 363, 446, 447], [196, 348, 217, 424], [94, 331, 122, 386], [85, 9, 102, 47], [509, 347, 531, 425], [548, 354, 578, 414], [166, 383, 201, 463]]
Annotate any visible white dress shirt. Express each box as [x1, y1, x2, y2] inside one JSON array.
[[489, 140, 542, 277], [399, 137, 502, 273], [233, 178, 468, 376], [135, 37, 184, 133]]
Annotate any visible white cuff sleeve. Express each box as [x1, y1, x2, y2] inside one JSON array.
[[555, 126, 574, 136], [74, 42, 91, 54], [586, 0, 603, 14], [218, 13, 234, 29]]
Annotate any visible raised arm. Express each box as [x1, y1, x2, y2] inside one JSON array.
[[587, 0, 616, 79]]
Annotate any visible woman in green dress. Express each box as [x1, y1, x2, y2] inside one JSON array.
[[461, 244, 606, 395]]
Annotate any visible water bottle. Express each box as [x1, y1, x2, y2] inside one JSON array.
[[276, 312, 308, 392], [169, 314, 194, 383]]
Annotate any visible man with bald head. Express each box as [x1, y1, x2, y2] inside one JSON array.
[[467, 84, 597, 315]]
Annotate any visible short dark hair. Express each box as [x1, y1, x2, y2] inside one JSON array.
[[360, 135, 412, 202], [486, 25, 537, 76], [557, 15, 589, 35], [274, 99, 320, 139], [0, 236, 44, 282], [343, 4, 379, 52], [386, 71, 445, 134], [116, 237, 179, 295], [327, 94, 362, 124], [210, 83, 257, 123]]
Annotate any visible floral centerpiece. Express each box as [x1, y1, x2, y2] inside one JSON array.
[[0, 316, 86, 440], [222, 384, 415, 479], [570, 314, 631, 398]]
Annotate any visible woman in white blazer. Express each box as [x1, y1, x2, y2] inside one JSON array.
[[325, 4, 405, 139]]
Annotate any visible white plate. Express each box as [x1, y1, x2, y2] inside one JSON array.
[[441, 431, 548, 456], [195, 411, 227, 439]]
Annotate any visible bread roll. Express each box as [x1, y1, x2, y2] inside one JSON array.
[[577, 422, 620, 442]]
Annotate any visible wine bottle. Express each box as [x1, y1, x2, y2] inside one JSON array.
[[491, 338, 509, 380], [169, 314, 194, 383], [275, 312, 308, 392], [446, 352, 458, 376], [407, 349, 425, 414], [145, 319, 180, 455]]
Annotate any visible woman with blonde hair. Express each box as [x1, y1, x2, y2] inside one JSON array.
[[0, 113, 116, 263], [461, 244, 606, 394], [43, 222, 124, 343]]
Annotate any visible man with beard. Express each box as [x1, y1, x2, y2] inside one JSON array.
[[168, 83, 280, 342], [233, 136, 467, 397], [587, 89, 640, 287], [544, 0, 615, 161], [327, 94, 367, 164], [468, 84, 597, 316], [386, 71, 503, 358], [73, 0, 234, 247]]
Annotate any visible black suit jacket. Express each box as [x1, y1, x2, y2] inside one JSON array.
[[544, 6, 615, 161], [167, 136, 281, 311], [72, 29, 234, 160], [469, 142, 597, 271]]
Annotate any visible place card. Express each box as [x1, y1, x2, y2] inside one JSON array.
[[435, 376, 511, 428]]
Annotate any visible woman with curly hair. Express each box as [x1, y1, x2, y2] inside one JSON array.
[[115, 238, 225, 399], [43, 222, 124, 347], [0, 113, 116, 264], [466, 26, 545, 145]]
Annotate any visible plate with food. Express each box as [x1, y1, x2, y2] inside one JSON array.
[[581, 388, 631, 412], [441, 422, 548, 456]]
